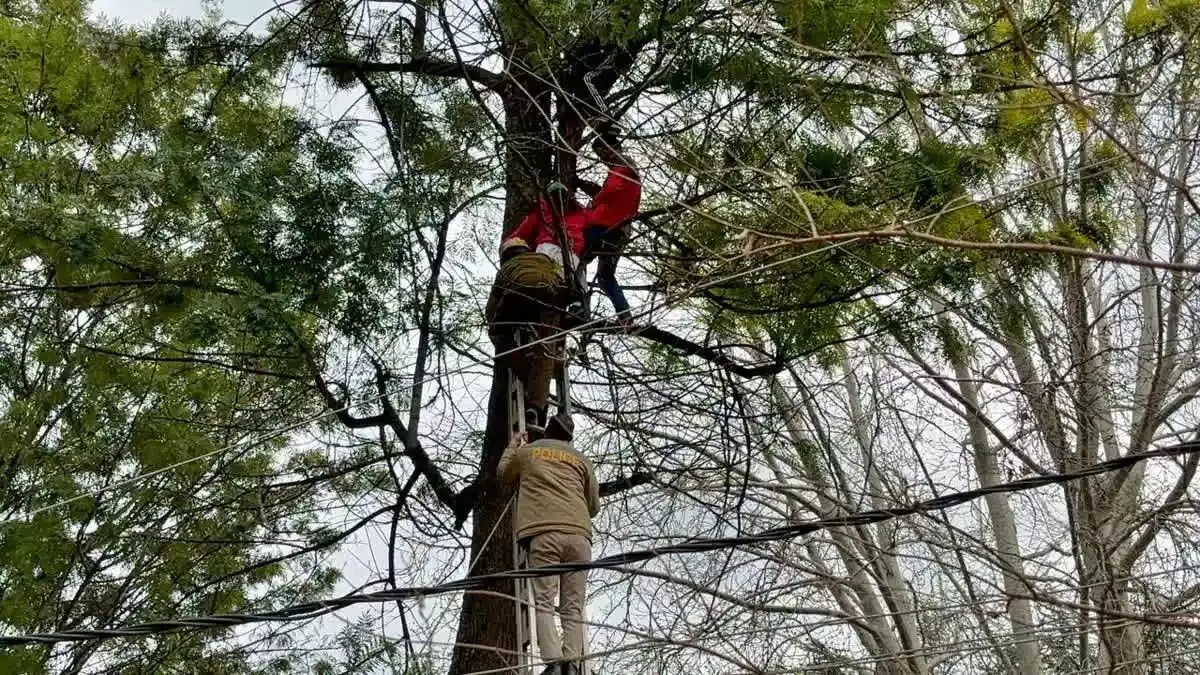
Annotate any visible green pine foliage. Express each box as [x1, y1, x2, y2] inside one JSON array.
[[0, 2, 379, 671]]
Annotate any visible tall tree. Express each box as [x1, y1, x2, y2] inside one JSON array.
[[0, 2, 382, 671], [8, 0, 1200, 671]]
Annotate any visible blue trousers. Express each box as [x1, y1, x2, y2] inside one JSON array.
[[584, 226, 630, 316]]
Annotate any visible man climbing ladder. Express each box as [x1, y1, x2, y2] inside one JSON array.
[[499, 414, 600, 675], [486, 235, 564, 433], [485, 127, 641, 429]]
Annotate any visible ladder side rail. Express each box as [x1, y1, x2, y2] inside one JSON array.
[[516, 542, 540, 673], [579, 602, 590, 675], [508, 353, 535, 674], [556, 358, 572, 418]]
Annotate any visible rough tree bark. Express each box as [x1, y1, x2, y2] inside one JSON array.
[[447, 55, 551, 675]]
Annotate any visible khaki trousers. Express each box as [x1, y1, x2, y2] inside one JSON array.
[[526, 531, 591, 661]]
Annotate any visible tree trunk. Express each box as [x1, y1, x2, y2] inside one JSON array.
[[841, 354, 929, 675], [769, 375, 915, 672], [447, 369, 522, 675], [448, 60, 552, 675], [942, 333, 1042, 675]]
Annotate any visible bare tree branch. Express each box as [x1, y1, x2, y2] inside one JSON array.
[[310, 57, 505, 90]]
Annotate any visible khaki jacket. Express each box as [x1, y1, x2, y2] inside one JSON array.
[[498, 439, 600, 541]]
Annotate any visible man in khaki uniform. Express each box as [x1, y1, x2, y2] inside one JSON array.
[[498, 414, 600, 675]]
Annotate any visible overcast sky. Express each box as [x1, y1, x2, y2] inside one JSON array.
[[91, 0, 267, 25]]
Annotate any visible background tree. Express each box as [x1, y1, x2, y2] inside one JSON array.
[[0, 1, 390, 671]]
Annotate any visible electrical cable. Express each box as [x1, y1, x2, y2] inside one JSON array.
[[2, 441, 1196, 647]]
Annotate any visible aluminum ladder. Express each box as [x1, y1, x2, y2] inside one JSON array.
[[508, 328, 589, 674]]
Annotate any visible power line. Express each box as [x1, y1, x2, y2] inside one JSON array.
[[3, 441, 1196, 647]]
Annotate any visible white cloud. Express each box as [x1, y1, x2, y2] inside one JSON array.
[[90, 0, 276, 25]]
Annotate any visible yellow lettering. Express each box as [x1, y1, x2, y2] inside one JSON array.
[[531, 447, 581, 467]]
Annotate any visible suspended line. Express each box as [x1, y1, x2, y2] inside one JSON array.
[[2, 441, 1196, 647]]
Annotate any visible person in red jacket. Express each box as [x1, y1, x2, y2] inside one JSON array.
[[486, 138, 640, 430], [505, 141, 640, 284], [577, 136, 640, 322]]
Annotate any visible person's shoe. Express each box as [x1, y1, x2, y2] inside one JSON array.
[[538, 664, 566, 675], [563, 661, 585, 675]]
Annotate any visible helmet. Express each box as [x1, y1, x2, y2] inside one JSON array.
[[500, 237, 530, 262], [545, 413, 575, 441]]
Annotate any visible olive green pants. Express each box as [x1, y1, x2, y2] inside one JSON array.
[[485, 252, 563, 411]]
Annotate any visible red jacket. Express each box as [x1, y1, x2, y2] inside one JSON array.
[[504, 164, 641, 258]]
